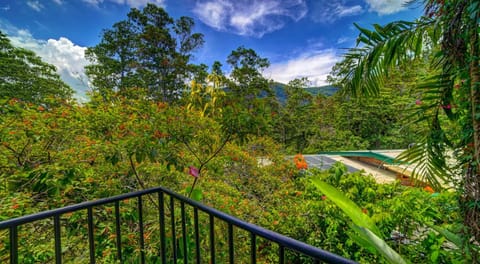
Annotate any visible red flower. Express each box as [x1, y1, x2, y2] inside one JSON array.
[[189, 166, 199, 178], [415, 99, 422, 105]]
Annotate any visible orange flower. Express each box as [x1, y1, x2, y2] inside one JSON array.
[[153, 130, 168, 139], [8, 98, 19, 105], [11, 203, 19, 210], [295, 160, 308, 170], [293, 154, 308, 170], [293, 153, 305, 163], [157, 102, 167, 110], [423, 185, 435, 193]]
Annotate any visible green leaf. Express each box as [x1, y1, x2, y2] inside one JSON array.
[[353, 226, 407, 264], [310, 178, 381, 236], [346, 227, 377, 254], [186, 187, 203, 201], [311, 178, 408, 264], [135, 150, 145, 163], [428, 225, 462, 249]]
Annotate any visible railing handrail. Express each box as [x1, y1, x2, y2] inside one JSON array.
[[1, 186, 357, 264], [0, 187, 163, 229]]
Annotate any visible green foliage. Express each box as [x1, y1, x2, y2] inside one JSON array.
[[1, 2, 474, 263], [0, 31, 73, 104], [85, 3, 204, 102], [0, 92, 468, 262], [311, 177, 406, 264], [222, 46, 277, 139], [274, 78, 316, 153], [331, 0, 480, 244]]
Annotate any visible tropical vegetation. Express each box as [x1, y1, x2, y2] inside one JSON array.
[[0, 1, 478, 263]]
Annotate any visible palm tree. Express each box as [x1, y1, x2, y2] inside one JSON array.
[[335, 0, 479, 244]]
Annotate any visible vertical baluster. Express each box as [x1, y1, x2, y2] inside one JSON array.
[[181, 202, 188, 264], [278, 244, 285, 264], [209, 214, 215, 264], [228, 223, 234, 264], [114, 201, 122, 263], [194, 208, 200, 264], [54, 215, 62, 264], [250, 233, 256, 264], [10, 225, 18, 264], [159, 192, 166, 264], [170, 196, 177, 263], [138, 196, 145, 264], [88, 207, 95, 264]]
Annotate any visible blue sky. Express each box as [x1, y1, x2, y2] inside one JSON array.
[[0, 0, 422, 100]]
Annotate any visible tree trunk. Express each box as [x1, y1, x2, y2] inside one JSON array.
[[467, 14, 480, 243]]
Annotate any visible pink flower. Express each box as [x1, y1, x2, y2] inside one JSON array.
[[415, 99, 422, 105], [189, 166, 199, 178]]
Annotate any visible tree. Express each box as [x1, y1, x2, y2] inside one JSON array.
[[85, 4, 204, 102], [223, 46, 276, 138], [331, 63, 425, 150], [275, 78, 315, 152], [334, 0, 479, 245], [226, 46, 271, 100], [0, 31, 73, 103]]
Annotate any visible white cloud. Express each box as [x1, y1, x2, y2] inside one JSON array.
[[365, 0, 408, 15], [52, 0, 63, 5], [338, 5, 363, 16], [4, 26, 91, 101], [193, 0, 307, 37], [336, 36, 356, 47], [82, 0, 165, 8], [27, 0, 44, 12], [311, 1, 363, 23], [264, 49, 339, 86]]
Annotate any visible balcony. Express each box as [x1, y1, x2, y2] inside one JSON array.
[[0, 186, 356, 263]]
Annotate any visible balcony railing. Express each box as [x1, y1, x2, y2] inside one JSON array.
[[0, 186, 356, 263]]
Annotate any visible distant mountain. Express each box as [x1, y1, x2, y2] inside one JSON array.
[[304, 86, 338, 97], [271, 82, 338, 103]]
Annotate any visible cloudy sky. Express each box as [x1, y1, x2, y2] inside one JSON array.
[[0, 0, 422, 99]]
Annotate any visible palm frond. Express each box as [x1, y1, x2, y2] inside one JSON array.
[[396, 132, 454, 190], [341, 18, 436, 98]]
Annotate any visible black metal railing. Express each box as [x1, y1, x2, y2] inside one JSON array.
[[0, 186, 356, 263]]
